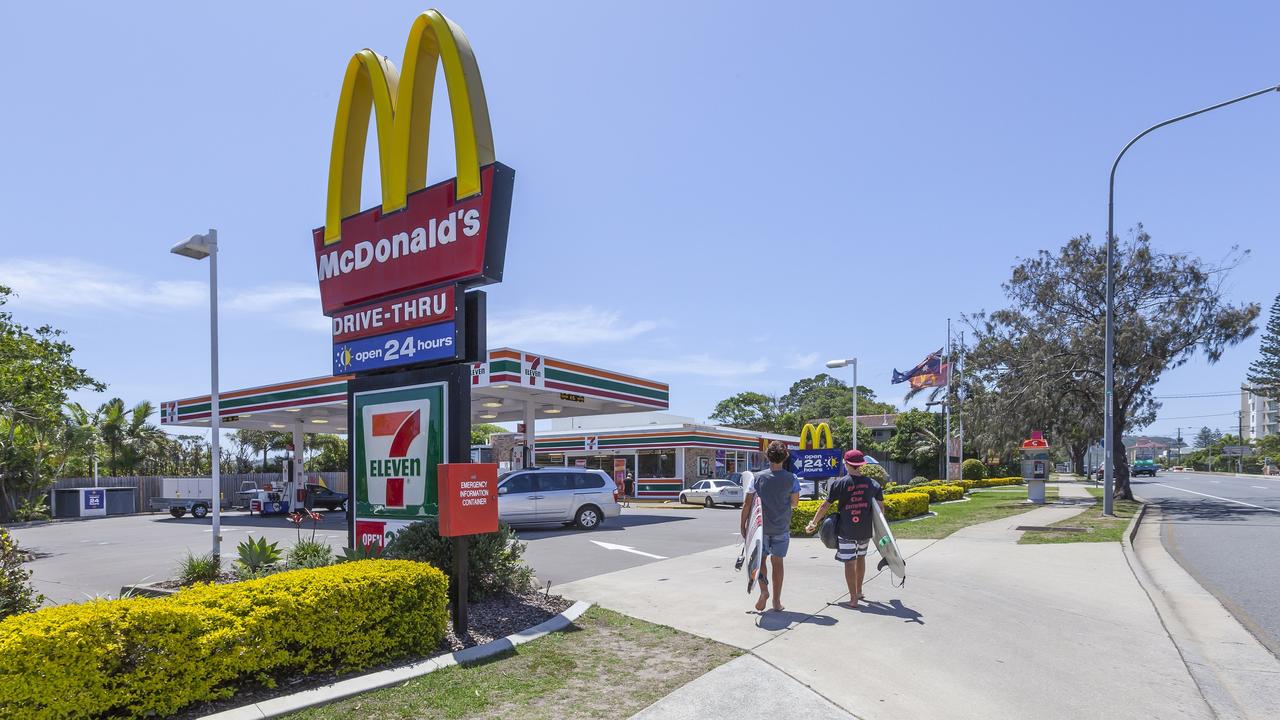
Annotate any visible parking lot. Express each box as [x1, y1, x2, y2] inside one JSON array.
[[13, 504, 747, 605]]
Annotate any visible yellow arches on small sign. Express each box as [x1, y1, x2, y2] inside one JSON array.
[[799, 422, 834, 450]]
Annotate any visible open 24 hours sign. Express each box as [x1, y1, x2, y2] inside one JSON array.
[[352, 382, 447, 549]]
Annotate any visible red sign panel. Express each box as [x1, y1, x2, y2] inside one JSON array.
[[437, 463, 498, 537], [313, 163, 513, 315], [355, 519, 388, 551], [331, 285, 456, 344]]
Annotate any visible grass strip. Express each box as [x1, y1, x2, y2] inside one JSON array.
[[890, 487, 1060, 540], [289, 607, 740, 720], [1018, 488, 1141, 544]]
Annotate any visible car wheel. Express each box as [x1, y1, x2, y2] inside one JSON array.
[[575, 505, 602, 530], [339, 500, 347, 512], [679, 494, 688, 505], [191, 504, 208, 519], [169, 508, 186, 519], [704, 496, 715, 508]]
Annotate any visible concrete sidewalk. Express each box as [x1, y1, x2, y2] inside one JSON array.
[[557, 486, 1214, 720]]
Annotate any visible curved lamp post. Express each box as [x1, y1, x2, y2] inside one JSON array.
[[1104, 84, 1279, 515]]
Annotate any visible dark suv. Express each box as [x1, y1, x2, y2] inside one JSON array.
[[305, 483, 349, 511]]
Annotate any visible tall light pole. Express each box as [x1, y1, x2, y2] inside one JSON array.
[[1105, 84, 1279, 517], [826, 358, 857, 450], [171, 229, 222, 564]]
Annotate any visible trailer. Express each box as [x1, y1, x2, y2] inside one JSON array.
[[149, 477, 230, 519]]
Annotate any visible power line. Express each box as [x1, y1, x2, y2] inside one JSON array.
[[1149, 411, 1238, 421], [1152, 391, 1240, 399]]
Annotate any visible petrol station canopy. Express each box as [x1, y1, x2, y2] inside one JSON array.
[[159, 347, 670, 435]]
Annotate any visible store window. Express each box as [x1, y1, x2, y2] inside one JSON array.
[[638, 449, 677, 478], [715, 451, 754, 478], [534, 453, 566, 467]]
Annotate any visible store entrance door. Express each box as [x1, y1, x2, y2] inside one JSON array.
[[582, 454, 636, 497]]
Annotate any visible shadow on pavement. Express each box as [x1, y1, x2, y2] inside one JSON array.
[[755, 609, 838, 632], [1147, 496, 1279, 523], [150, 512, 347, 530], [847, 598, 925, 625]]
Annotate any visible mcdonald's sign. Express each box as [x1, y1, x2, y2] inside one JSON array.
[[799, 422, 834, 450], [792, 422, 841, 478], [312, 10, 514, 316]]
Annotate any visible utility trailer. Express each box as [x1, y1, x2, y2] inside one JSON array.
[[149, 477, 230, 519]]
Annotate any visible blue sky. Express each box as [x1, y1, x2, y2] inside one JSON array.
[[1, 0, 1277, 441]]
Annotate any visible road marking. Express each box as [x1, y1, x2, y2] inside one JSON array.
[[1254, 486, 1268, 490], [589, 540, 668, 560], [1154, 483, 1280, 513], [1210, 480, 1220, 484]]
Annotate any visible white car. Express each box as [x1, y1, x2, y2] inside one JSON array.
[[680, 479, 744, 508]]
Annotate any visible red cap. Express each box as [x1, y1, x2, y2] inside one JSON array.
[[843, 449, 867, 466]]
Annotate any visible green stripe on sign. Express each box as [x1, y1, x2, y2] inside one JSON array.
[[181, 383, 347, 415], [545, 368, 668, 401], [490, 359, 520, 374]]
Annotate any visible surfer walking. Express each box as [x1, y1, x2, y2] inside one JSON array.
[[805, 449, 885, 606], [740, 441, 800, 613]]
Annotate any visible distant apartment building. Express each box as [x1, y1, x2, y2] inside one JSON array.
[[1241, 385, 1280, 440]]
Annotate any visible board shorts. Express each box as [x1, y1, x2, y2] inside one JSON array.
[[762, 532, 790, 558], [835, 537, 870, 562]]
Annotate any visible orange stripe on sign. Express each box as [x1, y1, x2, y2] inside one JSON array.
[[372, 411, 413, 436]]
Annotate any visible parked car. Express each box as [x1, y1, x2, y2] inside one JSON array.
[[497, 467, 621, 529], [680, 479, 744, 508], [306, 483, 349, 511]]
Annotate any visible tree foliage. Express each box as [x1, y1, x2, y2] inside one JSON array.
[[1247, 293, 1280, 401], [963, 230, 1258, 499]]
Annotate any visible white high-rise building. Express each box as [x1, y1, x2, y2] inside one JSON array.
[[1241, 385, 1280, 439]]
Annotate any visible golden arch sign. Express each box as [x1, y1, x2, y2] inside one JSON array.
[[799, 422, 834, 450], [313, 9, 514, 316]]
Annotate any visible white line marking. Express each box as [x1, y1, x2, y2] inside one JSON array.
[[1254, 486, 1268, 490], [1154, 484, 1280, 513], [589, 540, 668, 560], [1210, 480, 1220, 484]]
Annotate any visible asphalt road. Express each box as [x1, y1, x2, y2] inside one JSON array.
[[1131, 471, 1280, 658], [12, 504, 746, 605]]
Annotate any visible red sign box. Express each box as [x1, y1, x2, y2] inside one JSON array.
[[331, 285, 456, 343], [313, 163, 513, 316], [437, 463, 498, 537], [355, 519, 388, 551]]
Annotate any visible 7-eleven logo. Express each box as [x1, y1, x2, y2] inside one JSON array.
[[525, 354, 543, 386], [363, 399, 430, 510]]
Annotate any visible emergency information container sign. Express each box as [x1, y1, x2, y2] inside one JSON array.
[[438, 463, 498, 537]]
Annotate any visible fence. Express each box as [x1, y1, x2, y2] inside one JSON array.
[[48, 472, 349, 511]]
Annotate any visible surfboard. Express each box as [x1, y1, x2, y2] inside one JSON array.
[[740, 495, 764, 594], [871, 501, 906, 582]]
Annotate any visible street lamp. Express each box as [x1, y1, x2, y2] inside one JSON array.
[[826, 358, 857, 450], [170, 229, 222, 564], [1104, 84, 1279, 517]]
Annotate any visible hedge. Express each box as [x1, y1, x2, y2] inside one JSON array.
[[790, 492, 931, 536], [903, 484, 964, 502], [971, 476, 1025, 488], [961, 458, 987, 480], [0, 560, 448, 719]]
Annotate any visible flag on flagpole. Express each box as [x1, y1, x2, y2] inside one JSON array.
[[909, 362, 950, 390], [892, 349, 943, 385]]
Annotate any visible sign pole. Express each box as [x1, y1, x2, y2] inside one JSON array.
[[453, 536, 469, 634]]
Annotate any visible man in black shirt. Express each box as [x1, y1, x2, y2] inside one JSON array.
[[806, 449, 885, 605]]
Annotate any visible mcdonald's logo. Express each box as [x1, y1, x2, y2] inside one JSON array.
[[312, 9, 514, 316], [799, 422, 834, 450]]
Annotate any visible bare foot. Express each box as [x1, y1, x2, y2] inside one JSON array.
[[755, 592, 768, 612], [772, 604, 785, 612]]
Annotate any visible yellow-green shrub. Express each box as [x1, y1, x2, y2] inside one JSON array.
[[885, 492, 929, 520], [972, 476, 1025, 488], [907, 484, 964, 502], [789, 491, 931, 537], [0, 560, 447, 720]]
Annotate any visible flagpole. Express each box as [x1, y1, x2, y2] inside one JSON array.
[[958, 330, 965, 473], [945, 319, 952, 481]]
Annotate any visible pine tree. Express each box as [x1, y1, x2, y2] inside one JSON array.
[[1247, 294, 1280, 399]]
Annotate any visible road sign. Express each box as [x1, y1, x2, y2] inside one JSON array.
[[790, 449, 842, 478], [1222, 445, 1254, 456]]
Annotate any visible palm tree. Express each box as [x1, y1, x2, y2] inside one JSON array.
[[97, 398, 128, 476], [120, 401, 166, 475]]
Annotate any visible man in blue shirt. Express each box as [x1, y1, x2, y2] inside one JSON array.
[[740, 441, 800, 612]]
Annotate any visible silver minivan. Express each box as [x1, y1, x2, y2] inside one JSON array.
[[497, 467, 622, 529]]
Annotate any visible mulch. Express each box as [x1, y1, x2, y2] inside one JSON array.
[[173, 589, 573, 718]]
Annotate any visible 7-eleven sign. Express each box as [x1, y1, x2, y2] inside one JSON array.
[[354, 382, 446, 520]]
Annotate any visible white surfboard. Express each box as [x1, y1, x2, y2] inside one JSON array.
[[739, 495, 764, 594], [871, 501, 906, 582]]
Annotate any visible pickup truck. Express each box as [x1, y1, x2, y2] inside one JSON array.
[[1131, 459, 1159, 477], [305, 483, 348, 512]]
